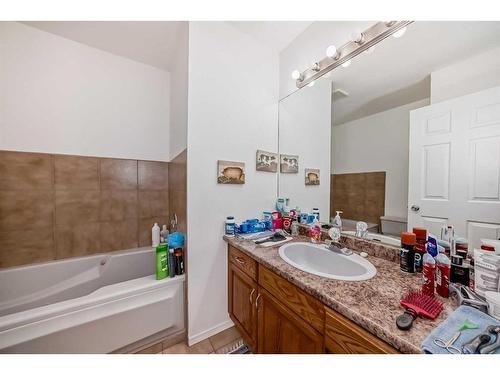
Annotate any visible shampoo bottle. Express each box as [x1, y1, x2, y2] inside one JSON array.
[[156, 243, 168, 280]]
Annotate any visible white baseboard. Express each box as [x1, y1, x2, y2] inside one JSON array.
[[187, 319, 234, 346]]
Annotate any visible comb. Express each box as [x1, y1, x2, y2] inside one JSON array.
[[396, 290, 443, 330]]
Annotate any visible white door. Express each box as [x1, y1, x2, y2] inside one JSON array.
[[408, 86, 500, 250]]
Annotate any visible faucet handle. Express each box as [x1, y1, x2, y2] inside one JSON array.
[[356, 221, 368, 232]]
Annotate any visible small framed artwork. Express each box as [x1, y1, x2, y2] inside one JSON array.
[[280, 154, 299, 173], [305, 168, 320, 185], [217, 160, 245, 184], [256, 150, 278, 172]]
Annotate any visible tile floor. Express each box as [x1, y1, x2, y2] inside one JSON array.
[[136, 326, 243, 354]]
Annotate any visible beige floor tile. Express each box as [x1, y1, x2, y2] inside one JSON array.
[[162, 339, 213, 354], [208, 326, 242, 351], [135, 342, 163, 354]]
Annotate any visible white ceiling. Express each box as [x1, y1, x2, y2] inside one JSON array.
[[227, 21, 313, 52], [22, 21, 186, 71], [327, 21, 500, 124]]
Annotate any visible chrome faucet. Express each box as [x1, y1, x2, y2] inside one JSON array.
[[355, 221, 368, 238], [324, 239, 353, 256]]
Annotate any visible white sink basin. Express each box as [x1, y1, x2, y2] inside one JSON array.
[[279, 242, 377, 281]]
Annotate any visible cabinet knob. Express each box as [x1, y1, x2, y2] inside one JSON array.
[[410, 205, 420, 212]]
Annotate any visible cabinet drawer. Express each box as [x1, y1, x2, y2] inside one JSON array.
[[325, 307, 398, 354], [229, 245, 257, 281], [259, 265, 324, 333]]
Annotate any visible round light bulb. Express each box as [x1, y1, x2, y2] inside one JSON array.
[[291, 70, 301, 80], [326, 45, 338, 59], [341, 60, 351, 68], [350, 30, 363, 43], [392, 27, 407, 38], [307, 81, 315, 87]]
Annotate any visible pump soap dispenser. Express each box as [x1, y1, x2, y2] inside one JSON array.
[[332, 211, 343, 233]]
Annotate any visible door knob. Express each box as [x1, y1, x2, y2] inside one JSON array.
[[411, 205, 420, 212]]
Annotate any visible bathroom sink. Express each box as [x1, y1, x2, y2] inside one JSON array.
[[342, 231, 401, 247], [278, 242, 377, 281]]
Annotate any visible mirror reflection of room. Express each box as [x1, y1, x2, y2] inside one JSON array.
[[279, 21, 500, 250]]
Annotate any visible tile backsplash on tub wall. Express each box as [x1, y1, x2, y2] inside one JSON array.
[[0, 150, 172, 269]]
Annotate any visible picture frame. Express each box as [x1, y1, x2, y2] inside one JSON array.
[[256, 150, 278, 172], [217, 160, 245, 184], [280, 154, 299, 173]]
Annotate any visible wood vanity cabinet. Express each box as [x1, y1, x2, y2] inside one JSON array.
[[227, 245, 399, 354], [257, 288, 324, 353]]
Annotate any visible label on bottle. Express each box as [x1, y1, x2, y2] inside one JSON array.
[[422, 263, 435, 296], [400, 248, 415, 273]]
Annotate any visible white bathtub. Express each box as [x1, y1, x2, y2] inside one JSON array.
[[0, 247, 184, 353]]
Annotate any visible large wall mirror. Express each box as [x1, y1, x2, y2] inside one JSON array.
[[278, 21, 500, 249]]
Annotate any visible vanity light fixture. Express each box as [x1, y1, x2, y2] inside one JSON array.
[[326, 45, 340, 59], [392, 26, 407, 38], [341, 59, 351, 68], [293, 21, 413, 89], [350, 30, 364, 44], [291, 70, 303, 81]]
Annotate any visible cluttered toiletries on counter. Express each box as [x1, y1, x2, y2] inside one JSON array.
[[153, 222, 185, 280]]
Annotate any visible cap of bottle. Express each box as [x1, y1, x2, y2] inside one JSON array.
[[412, 227, 427, 240], [401, 232, 417, 246]]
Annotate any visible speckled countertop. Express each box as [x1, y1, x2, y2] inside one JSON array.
[[224, 234, 457, 354]]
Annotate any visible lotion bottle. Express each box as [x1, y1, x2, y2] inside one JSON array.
[[152, 223, 160, 247]]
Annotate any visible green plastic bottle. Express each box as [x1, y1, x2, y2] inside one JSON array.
[[156, 243, 169, 280]]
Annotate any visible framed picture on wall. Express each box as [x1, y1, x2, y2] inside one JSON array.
[[305, 168, 320, 185], [256, 150, 278, 172], [280, 154, 299, 173], [217, 160, 245, 184]]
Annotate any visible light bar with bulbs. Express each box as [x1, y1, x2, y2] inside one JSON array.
[[292, 21, 412, 89]]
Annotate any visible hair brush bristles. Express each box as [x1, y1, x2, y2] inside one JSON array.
[[400, 290, 443, 320]]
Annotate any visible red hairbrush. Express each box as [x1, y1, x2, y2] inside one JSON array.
[[396, 290, 443, 330]]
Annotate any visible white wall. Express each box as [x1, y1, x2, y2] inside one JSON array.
[[331, 99, 429, 219], [187, 22, 279, 344], [278, 78, 331, 220], [279, 21, 373, 100], [431, 46, 500, 104], [169, 22, 189, 160], [0, 22, 171, 161]]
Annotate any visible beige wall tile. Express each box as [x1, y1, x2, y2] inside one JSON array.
[[100, 190, 138, 221], [138, 190, 169, 219], [55, 190, 100, 225], [0, 190, 54, 231], [55, 222, 101, 259], [54, 155, 99, 190], [0, 151, 53, 190], [100, 159, 137, 190], [100, 219, 138, 252], [0, 230, 55, 268], [138, 161, 168, 190]]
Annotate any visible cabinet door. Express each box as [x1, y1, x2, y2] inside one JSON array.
[[325, 307, 398, 354], [228, 263, 258, 351], [257, 288, 323, 354]]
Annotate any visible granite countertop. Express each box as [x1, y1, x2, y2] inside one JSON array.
[[224, 234, 457, 354]]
